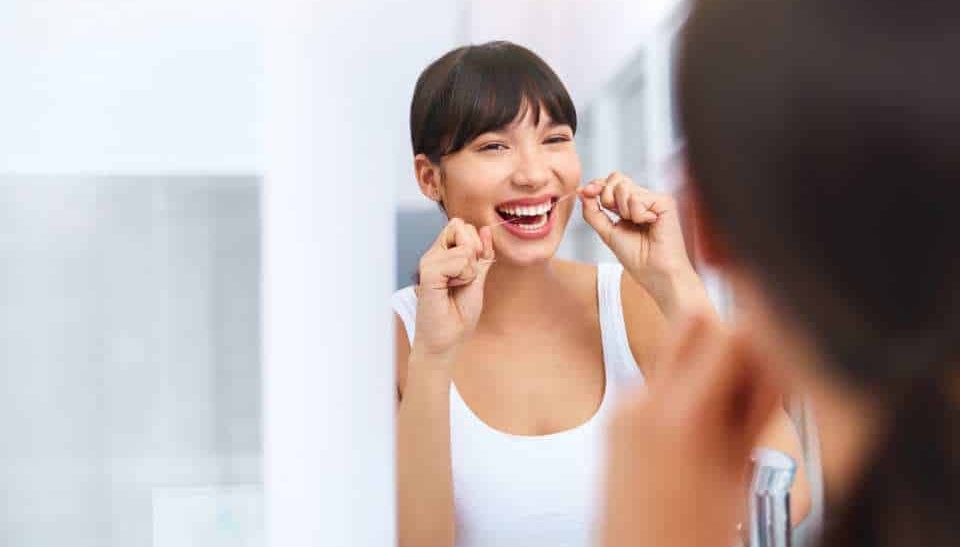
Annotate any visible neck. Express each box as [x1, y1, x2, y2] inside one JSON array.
[[477, 258, 565, 331]]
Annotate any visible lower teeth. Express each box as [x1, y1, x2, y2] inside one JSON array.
[[517, 213, 548, 230]]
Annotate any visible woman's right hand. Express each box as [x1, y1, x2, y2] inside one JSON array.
[[413, 218, 495, 366]]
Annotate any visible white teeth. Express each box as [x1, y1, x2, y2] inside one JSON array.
[[515, 213, 549, 231], [497, 200, 554, 217]]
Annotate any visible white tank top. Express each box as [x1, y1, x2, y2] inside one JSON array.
[[391, 263, 645, 547]]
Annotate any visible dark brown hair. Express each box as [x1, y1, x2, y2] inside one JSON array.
[[677, 0, 960, 545], [410, 41, 577, 165]]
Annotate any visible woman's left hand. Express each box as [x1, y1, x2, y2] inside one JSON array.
[[578, 172, 705, 315]]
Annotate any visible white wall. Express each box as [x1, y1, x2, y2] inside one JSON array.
[[387, 4, 465, 210], [466, 0, 682, 108], [0, 1, 267, 544], [0, 175, 262, 547], [0, 0, 262, 174], [262, 1, 462, 545]]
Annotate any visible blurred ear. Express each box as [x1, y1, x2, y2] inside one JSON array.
[[414, 154, 444, 204], [680, 164, 730, 269]]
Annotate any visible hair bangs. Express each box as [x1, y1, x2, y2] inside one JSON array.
[[412, 41, 577, 163]]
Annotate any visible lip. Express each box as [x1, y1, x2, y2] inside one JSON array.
[[496, 198, 559, 241], [495, 194, 557, 208]]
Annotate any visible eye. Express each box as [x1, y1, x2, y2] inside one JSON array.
[[544, 134, 572, 145], [478, 142, 509, 152]]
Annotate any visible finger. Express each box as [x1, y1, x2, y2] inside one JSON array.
[[628, 194, 659, 224], [446, 254, 479, 288], [643, 191, 676, 217], [419, 247, 475, 290], [600, 178, 622, 214], [604, 171, 625, 185], [614, 182, 635, 220], [452, 220, 482, 256], [475, 226, 496, 280], [461, 222, 484, 259], [436, 218, 464, 250], [580, 193, 615, 245], [578, 179, 605, 199], [478, 226, 495, 262]]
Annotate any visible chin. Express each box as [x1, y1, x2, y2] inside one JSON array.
[[492, 234, 564, 266]]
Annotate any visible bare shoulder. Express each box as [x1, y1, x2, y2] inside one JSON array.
[[551, 260, 667, 375], [395, 313, 410, 401], [620, 272, 669, 377]]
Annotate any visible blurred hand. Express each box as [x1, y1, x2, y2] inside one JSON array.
[[579, 172, 705, 314], [413, 218, 495, 366], [600, 312, 782, 547]]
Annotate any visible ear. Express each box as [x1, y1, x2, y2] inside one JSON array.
[[414, 154, 444, 204], [680, 163, 729, 269]]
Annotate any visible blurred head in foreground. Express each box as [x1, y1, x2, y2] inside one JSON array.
[[678, 0, 959, 544]]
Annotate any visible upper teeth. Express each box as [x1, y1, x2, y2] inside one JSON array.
[[497, 201, 554, 217]]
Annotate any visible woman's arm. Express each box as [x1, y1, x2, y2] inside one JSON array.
[[396, 315, 456, 547], [395, 219, 495, 547]]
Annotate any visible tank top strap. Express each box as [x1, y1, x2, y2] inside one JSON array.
[[391, 285, 418, 345], [596, 263, 644, 386]]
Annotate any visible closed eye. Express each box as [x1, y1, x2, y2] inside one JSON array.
[[544, 135, 572, 144], [479, 142, 509, 152]]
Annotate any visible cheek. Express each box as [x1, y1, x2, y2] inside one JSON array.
[[553, 152, 582, 190], [440, 171, 499, 217]]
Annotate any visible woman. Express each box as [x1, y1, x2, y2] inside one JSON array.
[[602, 1, 960, 547], [394, 41, 810, 547]]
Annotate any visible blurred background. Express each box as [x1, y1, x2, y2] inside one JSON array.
[[0, 1, 818, 545]]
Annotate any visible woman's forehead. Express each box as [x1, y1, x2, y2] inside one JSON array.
[[497, 104, 569, 133]]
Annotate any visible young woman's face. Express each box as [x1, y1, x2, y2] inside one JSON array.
[[438, 106, 582, 265]]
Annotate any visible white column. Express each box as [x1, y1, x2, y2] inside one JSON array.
[[262, 2, 404, 546]]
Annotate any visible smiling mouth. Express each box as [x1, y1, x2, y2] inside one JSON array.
[[495, 198, 558, 230]]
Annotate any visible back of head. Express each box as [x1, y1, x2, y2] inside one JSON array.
[[677, 0, 960, 545]]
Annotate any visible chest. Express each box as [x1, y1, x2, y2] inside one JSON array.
[[448, 415, 606, 547], [452, 322, 605, 437]]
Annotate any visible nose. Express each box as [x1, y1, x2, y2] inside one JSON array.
[[510, 146, 551, 191]]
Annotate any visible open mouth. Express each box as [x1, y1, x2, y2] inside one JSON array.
[[495, 197, 558, 231]]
